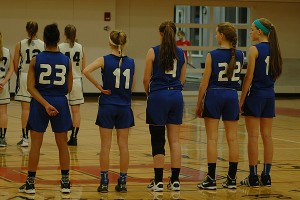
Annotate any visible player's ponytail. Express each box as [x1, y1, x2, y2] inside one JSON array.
[[158, 21, 178, 72], [65, 25, 77, 48], [26, 21, 38, 46]]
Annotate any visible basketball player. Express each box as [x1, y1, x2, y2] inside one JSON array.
[[196, 22, 243, 190], [143, 21, 186, 192], [0, 32, 14, 147], [240, 18, 282, 187], [59, 24, 86, 146], [13, 21, 44, 147], [19, 23, 73, 194], [83, 30, 135, 193]]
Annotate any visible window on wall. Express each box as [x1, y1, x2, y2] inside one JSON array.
[[174, 5, 250, 91]]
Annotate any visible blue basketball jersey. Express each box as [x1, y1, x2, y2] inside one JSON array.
[[249, 42, 274, 97], [35, 51, 70, 96], [208, 49, 244, 90], [99, 54, 135, 106], [149, 45, 185, 93]]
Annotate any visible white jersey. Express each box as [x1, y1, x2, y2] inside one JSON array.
[[0, 47, 10, 79], [59, 42, 84, 78], [18, 38, 44, 73], [0, 47, 11, 104]]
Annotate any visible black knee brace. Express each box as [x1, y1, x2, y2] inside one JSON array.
[[149, 125, 166, 157]]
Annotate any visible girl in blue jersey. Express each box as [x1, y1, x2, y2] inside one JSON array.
[[83, 30, 135, 193], [143, 21, 186, 192], [240, 18, 282, 187], [196, 22, 244, 190], [0, 32, 15, 147], [13, 21, 44, 147], [19, 23, 73, 194]]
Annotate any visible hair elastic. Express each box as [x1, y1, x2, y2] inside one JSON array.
[[253, 19, 270, 35]]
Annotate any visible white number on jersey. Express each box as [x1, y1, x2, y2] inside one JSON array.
[[165, 59, 177, 78], [265, 56, 270, 75], [39, 64, 66, 85], [218, 62, 241, 81], [113, 68, 131, 89]]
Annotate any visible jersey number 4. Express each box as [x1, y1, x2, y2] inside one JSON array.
[[64, 52, 80, 66], [39, 64, 66, 85]]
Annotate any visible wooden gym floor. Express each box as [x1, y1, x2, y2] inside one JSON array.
[[0, 95, 300, 199]]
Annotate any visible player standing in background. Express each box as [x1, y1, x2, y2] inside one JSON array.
[[176, 30, 193, 66], [13, 21, 44, 147], [240, 18, 282, 187], [18, 23, 73, 194], [196, 22, 243, 190], [59, 24, 86, 146], [0, 32, 15, 147], [83, 30, 135, 193], [143, 21, 186, 192]]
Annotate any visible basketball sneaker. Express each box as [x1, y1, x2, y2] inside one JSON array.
[[19, 178, 35, 194], [61, 179, 71, 193], [197, 175, 216, 190], [115, 179, 127, 192], [240, 175, 260, 187], [67, 137, 77, 146], [17, 138, 29, 147], [260, 174, 271, 187], [147, 179, 163, 192], [222, 175, 237, 189], [0, 138, 7, 147], [97, 181, 109, 193], [167, 178, 180, 191]]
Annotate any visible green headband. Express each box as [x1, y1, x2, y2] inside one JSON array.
[[254, 19, 270, 35]]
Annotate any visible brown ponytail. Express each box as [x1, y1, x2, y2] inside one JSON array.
[[158, 21, 178, 71], [64, 24, 77, 48], [26, 21, 38, 46]]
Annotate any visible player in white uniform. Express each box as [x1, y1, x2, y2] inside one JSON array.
[[0, 32, 15, 147], [13, 21, 44, 147], [59, 24, 85, 146]]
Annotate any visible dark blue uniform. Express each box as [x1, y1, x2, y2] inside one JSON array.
[[203, 49, 244, 120], [242, 42, 275, 117], [27, 51, 72, 132], [146, 45, 185, 125], [96, 54, 135, 128]]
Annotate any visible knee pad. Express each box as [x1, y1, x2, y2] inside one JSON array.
[[149, 125, 166, 157]]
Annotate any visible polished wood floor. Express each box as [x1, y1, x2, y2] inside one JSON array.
[[0, 96, 300, 199]]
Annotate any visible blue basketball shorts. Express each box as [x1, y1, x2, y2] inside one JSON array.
[[27, 96, 72, 132], [203, 89, 239, 121], [146, 90, 183, 125], [95, 104, 134, 129], [242, 95, 275, 118]]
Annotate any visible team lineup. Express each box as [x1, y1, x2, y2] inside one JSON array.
[[0, 18, 282, 195]]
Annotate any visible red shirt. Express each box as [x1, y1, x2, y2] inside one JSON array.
[[176, 40, 192, 61]]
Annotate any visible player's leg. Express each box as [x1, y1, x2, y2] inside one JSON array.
[[0, 104, 8, 147], [68, 104, 81, 146], [223, 120, 239, 189], [260, 117, 273, 186], [19, 131, 44, 194], [166, 124, 181, 191], [115, 128, 129, 192]]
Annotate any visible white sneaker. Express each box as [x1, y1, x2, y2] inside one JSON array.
[[167, 180, 180, 191], [17, 138, 29, 147], [147, 179, 163, 192]]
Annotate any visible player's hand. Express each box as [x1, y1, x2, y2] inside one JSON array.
[[45, 104, 59, 116], [97, 84, 111, 95], [239, 101, 244, 114], [195, 104, 203, 118]]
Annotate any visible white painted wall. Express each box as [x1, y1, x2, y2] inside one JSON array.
[[1, 0, 299, 93]]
